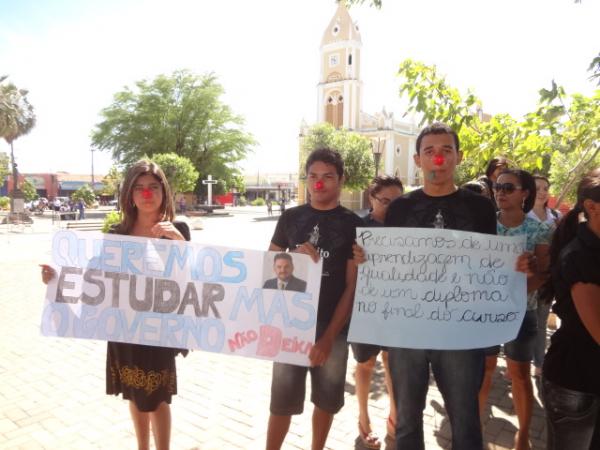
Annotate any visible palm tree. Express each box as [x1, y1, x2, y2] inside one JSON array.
[[0, 75, 36, 218]]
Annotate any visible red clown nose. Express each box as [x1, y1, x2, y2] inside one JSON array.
[[315, 180, 324, 190], [141, 188, 153, 199], [433, 155, 445, 166]]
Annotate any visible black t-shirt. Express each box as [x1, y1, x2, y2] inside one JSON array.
[[385, 188, 497, 234], [543, 223, 600, 394], [361, 212, 382, 228], [270, 204, 363, 325]]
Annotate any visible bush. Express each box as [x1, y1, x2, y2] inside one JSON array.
[[237, 196, 247, 206], [0, 196, 9, 210], [251, 197, 266, 206], [102, 210, 122, 233]]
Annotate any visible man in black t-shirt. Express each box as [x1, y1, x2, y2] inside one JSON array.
[[265, 148, 362, 450], [385, 123, 496, 450]]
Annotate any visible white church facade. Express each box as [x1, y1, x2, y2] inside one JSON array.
[[299, 2, 420, 207]]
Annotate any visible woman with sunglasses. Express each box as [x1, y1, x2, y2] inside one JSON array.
[[478, 169, 552, 450], [351, 175, 403, 449], [41, 160, 190, 450], [539, 169, 600, 450]]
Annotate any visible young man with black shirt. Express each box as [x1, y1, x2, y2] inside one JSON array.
[[265, 148, 363, 450], [384, 123, 497, 450]]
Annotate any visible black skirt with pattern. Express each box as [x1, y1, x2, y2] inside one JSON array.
[[106, 342, 183, 412], [105, 221, 191, 412]]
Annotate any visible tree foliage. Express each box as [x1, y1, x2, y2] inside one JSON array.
[[0, 152, 9, 182], [397, 59, 600, 206], [21, 179, 37, 202], [302, 123, 375, 191], [92, 70, 254, 195], [71, 184, 96, 206], [151, 153, 199, 194], [344, 0, 382, 8], [100, 165, 123, 197], [0, 76, 36, 144]]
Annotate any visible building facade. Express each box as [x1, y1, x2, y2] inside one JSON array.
[[299, 3, 420, 207]]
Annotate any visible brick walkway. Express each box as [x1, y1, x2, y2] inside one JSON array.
[[0, 216, 547, 449]]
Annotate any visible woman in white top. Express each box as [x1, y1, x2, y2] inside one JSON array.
[[528, 175, 561, 376]]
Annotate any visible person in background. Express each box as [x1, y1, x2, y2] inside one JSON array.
[[266, 198, 273, 216], [77, 199, 85, 220], [540, 169, 600, 450], [351, 175, 403, 449], [528, 175, 562, 377], [480, 156, 511, 209], [41, 160, 191, 450], [462, 179, 492, 199], [479, 169, 551, 450]]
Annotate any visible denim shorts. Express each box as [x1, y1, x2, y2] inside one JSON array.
[[269, 326, 349, 415], [484, 309, 537, 362]]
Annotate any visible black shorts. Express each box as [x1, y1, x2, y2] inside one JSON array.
[[350, 342, 382, 363]]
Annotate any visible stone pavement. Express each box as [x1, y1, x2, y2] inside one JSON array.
[[0, 211, 548, 449]]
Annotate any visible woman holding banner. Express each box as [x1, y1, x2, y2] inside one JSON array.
[[351, 175, 403, 449], [479, 168, 551, 450], [41, 160, 190, 450], [539, 169, 600, 450]]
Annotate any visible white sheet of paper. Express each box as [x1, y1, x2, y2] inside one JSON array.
[[348, 227, 527, 350]]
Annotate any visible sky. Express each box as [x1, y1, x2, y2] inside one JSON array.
[[1, 0, 599, 178]]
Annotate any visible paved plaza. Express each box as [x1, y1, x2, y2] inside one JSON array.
[[0, 208, 548, 449]]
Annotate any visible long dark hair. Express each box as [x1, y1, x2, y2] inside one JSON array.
[[115, 160, 175, 234], [539, 169, 600, 303], [497, 168, 536, 213]]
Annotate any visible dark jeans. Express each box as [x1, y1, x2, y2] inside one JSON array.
[[388, 348, 485, 450], [542, 377, 600, 450], [534, 301, 551, 368]]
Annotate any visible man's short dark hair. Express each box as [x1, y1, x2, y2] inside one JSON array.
[[415, 122, 460, 154], [273, 252, 293, 264], [305, 148, 344, 178], [368, 175, 404, 197]]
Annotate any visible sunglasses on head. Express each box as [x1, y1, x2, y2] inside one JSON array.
[[493, 182, 522, 194]]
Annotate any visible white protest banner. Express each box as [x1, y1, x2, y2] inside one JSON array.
[[41, 230, 322, 366], [348, 227, 527, 350]]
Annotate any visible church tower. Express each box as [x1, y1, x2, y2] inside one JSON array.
[[317, 2, 362, 130]]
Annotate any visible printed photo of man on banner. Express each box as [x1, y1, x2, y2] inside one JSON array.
[[40, 230, 323, 367]]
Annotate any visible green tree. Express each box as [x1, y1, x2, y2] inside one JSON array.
[[302, 123, 374, 191], [21, 179, 38, 202], [532, 85, 600, 205], [100, 165, 123, 197], [0, 76, 36, 200], [151, 153, 199, 194], [587, 53, 600, 86], [0, 152, 9, 182], [72, 184, 96, 206], [91, 70, 254, 196], [344, 0, 382, 8], [396, 59, 599, 205]]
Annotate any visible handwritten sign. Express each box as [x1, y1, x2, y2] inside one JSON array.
[[348, 227, 527, 350], [41, 230, 322, 366]]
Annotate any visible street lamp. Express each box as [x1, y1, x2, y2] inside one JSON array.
[[371, 137, 385, 177], [90, 148, 95, 190]]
